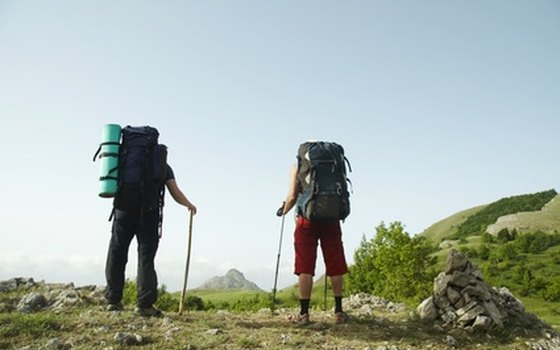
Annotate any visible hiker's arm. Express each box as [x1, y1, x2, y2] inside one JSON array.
[[166, 179, 197, 215], [282, 165, 298, 215]]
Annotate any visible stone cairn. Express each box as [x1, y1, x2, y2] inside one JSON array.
[[417, 249, 545, 332]]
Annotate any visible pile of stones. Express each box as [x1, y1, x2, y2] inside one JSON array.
[[417, 249, 546, 332]]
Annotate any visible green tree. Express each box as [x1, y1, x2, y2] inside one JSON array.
[[347, 222, 438, 306]]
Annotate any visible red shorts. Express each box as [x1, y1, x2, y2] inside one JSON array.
[[294, 216, 348, 276]]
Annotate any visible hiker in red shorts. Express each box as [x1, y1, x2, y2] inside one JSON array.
[[279, 141, 351, 325]]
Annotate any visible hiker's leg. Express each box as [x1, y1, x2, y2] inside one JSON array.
[[294, 216, 319, 277], [136, 209, 160, 308], [320, 221, 348, 314], [320, 221, 348, 287], [298, 273, 313, 315], [105, 210, 136, 304], [330, 275, 343, 297], [294, 216, 319, 316], [330, 275, 344, 313], [299, 273, 313, 299]]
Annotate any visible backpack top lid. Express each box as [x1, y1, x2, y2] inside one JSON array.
[[297, 141, 347, 180], [121, 125, 159, 145]]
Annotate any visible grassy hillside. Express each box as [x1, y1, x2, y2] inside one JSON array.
[[455, 189, 557, 238], [422, 204, 486, 243], [422, 190, 559, 244], [487, 194, 560, 235]]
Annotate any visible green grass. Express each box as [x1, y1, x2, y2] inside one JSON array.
[[0, 312, 63, 338], [183, 276, 338, 311], [433, 235, 482, 262], [520, 296, 560, 328], [186, 289, 265, 304]]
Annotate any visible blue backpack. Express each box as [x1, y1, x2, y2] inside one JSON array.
[[112, 126, 168, 214], [296, 141, 352, 221]]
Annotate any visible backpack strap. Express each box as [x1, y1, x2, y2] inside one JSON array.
[[92, 141, 121, 162]]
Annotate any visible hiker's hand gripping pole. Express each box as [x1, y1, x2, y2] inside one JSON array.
[[179, 210, 194, 315]]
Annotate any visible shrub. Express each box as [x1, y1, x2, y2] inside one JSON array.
[[230, 293, 272, 312], [347, 222, 438, 306], [122, 279, 179, 311], [182, 295, 205, 311], [155, 284, 179, 312], [122, 279, 137, 306]]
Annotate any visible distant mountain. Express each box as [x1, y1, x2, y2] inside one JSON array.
[[196, 269, 262, 291], [422, 190, 559, 242]]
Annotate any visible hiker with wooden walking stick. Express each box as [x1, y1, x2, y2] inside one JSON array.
[[98, 125, 197, 317], [277, 141, 352, 325]]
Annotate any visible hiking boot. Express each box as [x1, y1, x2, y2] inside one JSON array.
[[106, 302, 123, 311], [287, 313, 310, 326], [135, 306, 163, 317], [335, 311, 349, 324]]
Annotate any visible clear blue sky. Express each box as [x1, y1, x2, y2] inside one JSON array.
[[1, 1, 558, 291]]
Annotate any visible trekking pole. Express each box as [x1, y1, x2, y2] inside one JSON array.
[[271, 203, 286, 312], [178, 210, 194, 315], [323, 274, 328, 311]]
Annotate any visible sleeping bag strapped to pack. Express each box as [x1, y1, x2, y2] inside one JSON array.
[[112, 125, 168, 213], [94, 124, 122, 198], [296, 141, 352, 221]]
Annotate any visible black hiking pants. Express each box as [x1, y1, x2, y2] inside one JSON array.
[[105, 209, 160, 308]]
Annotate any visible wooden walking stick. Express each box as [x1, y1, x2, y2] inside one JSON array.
[[179, 210, 194, 315]]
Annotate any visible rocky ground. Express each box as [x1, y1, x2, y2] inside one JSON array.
[[1, 277, 559, 350]]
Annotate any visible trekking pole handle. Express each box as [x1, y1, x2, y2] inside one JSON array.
[[276, 201, 285, 217]]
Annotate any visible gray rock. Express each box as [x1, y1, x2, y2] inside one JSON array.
[[482, 301, 503, 326], [446, 249, 468, 274], [343, 293, 406, 314], [457, 305, 485, 326], [114, 332, 143, 345], [472, 315, 492, 330], [455, 301, 478, 317], [0, 277, 35, 292], [433, 273, 451, 297], [449, 271, 473, 288], [17, 292, 48, 313], [441, 311, 458, 325], [417, 297, 437, 321], [45, 337, 71, 350], [446, 287, 462, 305], [206, 328, 223, 335], [444, 334, 458, 347]]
